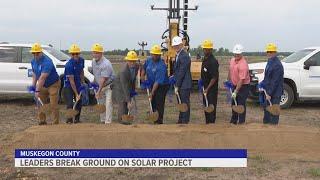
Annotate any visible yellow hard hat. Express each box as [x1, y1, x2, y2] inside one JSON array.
[[91, 43, 104, 53], [150, 45, 162, 55], [69, 44, 81, 54], [265, 43, 277, 52], [30, 43, 42, 53], [125, 51, 139, 61], [201, 39, 214, 49]]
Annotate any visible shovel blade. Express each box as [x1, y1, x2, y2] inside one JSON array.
[[65, 109, 79, 119], [94, 104, 106, 113], [39, 104, 51, 114], [232, 105, 245, 114], [204, 104, 215, 113], [148, 111, 159, 122], [177, 103, 188, 112], [122, 115, 134, 121], [266, 105, 281, 116]]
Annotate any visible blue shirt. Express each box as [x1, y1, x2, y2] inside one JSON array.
[[143, 57, 169, 85], [31, 55, 59, 88], [64, 57, 84, 92]]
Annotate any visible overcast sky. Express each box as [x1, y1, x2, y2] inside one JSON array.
[[0, 0, 319, 51]]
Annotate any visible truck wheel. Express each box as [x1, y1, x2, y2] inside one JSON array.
[[280, 83, 294, 109]]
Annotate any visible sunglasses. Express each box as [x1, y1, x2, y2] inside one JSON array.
[[71, 53, 80, 56]]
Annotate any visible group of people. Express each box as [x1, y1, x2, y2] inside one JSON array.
[[29, 36, 284, 126]]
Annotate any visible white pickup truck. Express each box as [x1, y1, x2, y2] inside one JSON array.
[[0, 43, 95, 102], [249, 47, 320, 108]]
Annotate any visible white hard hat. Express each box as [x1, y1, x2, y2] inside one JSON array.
[[233, 44, 244, 54], [172, 36, 183, 46]]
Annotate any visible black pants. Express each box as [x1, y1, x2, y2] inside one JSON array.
[[202, 88, 218, 124], [151, 84, 169, 124], [177, 88, 191, 124], [230, 84, 249, 124], [64, 87, 82, 122]]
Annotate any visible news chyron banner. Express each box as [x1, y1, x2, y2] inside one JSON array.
[[15, 149, 247, 168]]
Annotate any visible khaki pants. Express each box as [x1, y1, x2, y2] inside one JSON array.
[[38, 80, 61, 124], [97, 85, 113, 124]]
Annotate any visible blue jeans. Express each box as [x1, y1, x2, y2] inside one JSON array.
[[177, 89, 191, 124], [263, 96, 281, 124], [230, 85, 249, 124]]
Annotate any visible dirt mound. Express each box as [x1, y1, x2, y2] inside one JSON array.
[[5, 123, 320, 160]]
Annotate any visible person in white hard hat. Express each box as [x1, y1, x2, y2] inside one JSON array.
[[171, 36, 192, 124], [228, 44, 250, 125]]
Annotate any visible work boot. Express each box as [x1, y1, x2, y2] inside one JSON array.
[[74, 119, 81, 124], [53, 120, 59, 125], [38, 121, 47, 125], [66, 118, 72, 124]]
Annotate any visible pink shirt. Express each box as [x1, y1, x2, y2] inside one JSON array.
[[229, 57, 250, 86]]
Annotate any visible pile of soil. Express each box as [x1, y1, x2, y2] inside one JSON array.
[[5, 123, 320, 160]]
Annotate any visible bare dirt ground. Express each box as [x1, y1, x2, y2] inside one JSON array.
[[1, 57, 320, 179]]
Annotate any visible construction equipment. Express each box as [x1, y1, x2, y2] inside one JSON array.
[[263, 90, 281, 116], [151, 0, 201, 80]]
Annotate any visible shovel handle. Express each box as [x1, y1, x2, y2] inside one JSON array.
[[263, 90, 273, 106], [146, 88, 154, 112], [229, 88, 238, 106], [202, 87, 209, 107], [73, 92, 82, 110], [37, 97, 44, 106]]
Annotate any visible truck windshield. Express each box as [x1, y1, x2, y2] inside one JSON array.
[[282, 49, 315, 63], [43, 47, 70, 61]]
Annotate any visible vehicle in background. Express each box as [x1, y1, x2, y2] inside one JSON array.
[[0, 43, 95, 103], [249, 47, 320, 108]]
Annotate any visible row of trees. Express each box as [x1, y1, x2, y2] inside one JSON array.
[[63, 47, 292, 58]]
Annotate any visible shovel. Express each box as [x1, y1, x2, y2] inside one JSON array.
[[202, 87, 215, 113], [229, 89, 245, 114], [93, 90, 106, 114], [174, 86, 188, 112], [121, 99, 134, 122], [64, 92, 82, 121], [263, 90, 281, 116], [37, 97, 51, 114], [146, 88, 159, 122]]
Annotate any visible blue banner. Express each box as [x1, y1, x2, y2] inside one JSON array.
[[15, 149, 247, 158]]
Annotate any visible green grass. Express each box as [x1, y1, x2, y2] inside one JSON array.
[[307, 168, 320, 177]]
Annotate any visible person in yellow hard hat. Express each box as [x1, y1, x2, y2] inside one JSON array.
[[91, 43, 115, 124], [141, 45, 169, 124], [63, 44, 85, 123], [260, 43, 284, 125], [200, 39, 219, 124], [112, 51, 139, 124], [30, 43, 61, 125]]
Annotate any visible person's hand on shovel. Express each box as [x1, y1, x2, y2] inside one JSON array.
[[76, 93, 81, 102], [174, 86, 179, 95], [231, 91, 237, 99], [265, 94, 271, 101]]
